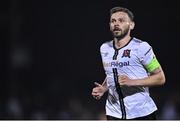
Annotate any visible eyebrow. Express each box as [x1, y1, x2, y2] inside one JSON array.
[[110, 17, 128, 21]]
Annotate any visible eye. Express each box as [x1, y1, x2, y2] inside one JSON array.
[[110, 19, 116, 23], [118, 18, 125, 23]]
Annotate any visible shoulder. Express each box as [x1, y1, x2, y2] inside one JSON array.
[[132, 37, 151, 49], [139, 41, 152, 51], [132, 37, 143, 43], [132, 38, 153, 57], [100, 40, 113, 51]]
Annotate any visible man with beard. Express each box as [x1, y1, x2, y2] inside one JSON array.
[[91, 7, 165, 120]]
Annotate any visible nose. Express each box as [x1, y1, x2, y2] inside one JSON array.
[[114, 24, 119, 28], [113, 21, 120, 27], [114, 21, 119, 25]]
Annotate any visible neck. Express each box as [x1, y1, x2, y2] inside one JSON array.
[[114, 35, 131, 49]]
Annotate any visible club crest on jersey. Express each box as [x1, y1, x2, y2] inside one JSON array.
[[122, 49, 131, 58]]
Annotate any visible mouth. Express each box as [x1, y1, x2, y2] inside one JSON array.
[[113, 28, 121, 32]]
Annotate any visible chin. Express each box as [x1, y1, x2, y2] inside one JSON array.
[[114, 34, 122, 38], [113, 32, 121, 36]]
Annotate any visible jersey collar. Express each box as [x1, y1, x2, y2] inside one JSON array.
[[113, 37, 133, 50]]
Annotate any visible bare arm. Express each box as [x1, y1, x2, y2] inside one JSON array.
[[119, 66, 165, 87]]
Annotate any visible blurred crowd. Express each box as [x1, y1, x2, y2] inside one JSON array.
[[0, 89, 180, 120]]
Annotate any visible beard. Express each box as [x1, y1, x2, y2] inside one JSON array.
[[112, 26, 130, 41]]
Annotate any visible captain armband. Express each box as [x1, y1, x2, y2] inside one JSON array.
[[145, 57, 160, 73]]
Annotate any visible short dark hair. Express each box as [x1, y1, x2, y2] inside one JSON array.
[[110, 6, 134, 21]]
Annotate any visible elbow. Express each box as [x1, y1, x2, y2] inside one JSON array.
[[160, 77, 165, 85], [159, 73, 166, 85]]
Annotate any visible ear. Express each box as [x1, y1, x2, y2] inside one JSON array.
[[130, 22, 135, 30], [109, 22, 113, 31]]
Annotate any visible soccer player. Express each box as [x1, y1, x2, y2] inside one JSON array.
[[91, 6, 165, 120]]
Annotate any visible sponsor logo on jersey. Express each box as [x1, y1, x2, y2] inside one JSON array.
[[103, 61, 129, 68]]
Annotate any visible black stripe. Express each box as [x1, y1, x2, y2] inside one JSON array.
[[113, 37, 133, 50], [112, 50, 126, 119], [144, 47, 152, 56], [113, 50, 118, 60]]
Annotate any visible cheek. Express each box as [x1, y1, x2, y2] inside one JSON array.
[[110, 25, 114, 31], [122, 24, 130, 30]]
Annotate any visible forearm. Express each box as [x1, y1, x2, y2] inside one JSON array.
[[133, 71, 165, 87], [119, 67, 166, 87]]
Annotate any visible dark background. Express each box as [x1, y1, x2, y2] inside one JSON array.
[[1, 0, 180, 119]]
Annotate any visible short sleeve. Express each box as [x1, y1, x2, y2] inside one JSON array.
[[138, 42, 160, 72], [100, 43, 105, 59], [138, 42, 153, 65]]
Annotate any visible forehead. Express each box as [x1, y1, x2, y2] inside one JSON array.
[[111, 11, 129, 19]]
